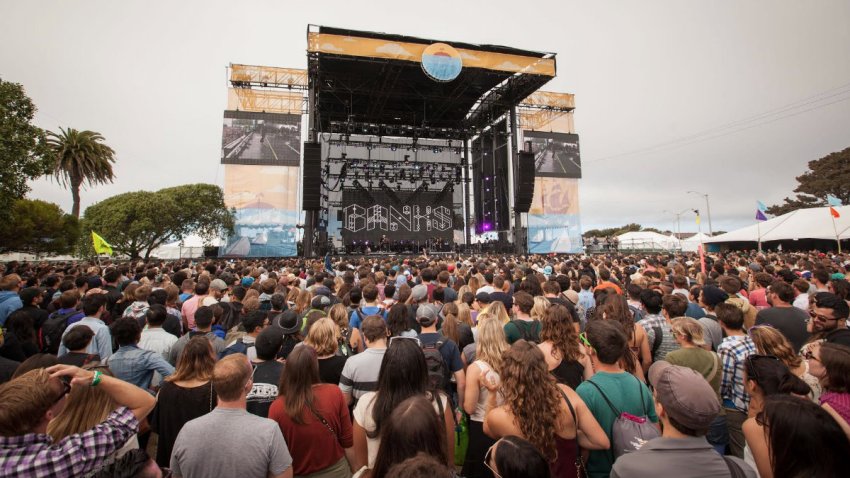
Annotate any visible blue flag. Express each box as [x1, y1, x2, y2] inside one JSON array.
[[756, 200, 767, 213], [756, 210, 768, 222], [827, 194, 843, 207], [324, 253, 334, 276]]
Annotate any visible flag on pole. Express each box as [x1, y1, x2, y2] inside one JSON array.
[[695, 214, 701, 225], [830, 207, 841, 218], [91, 231, 113, 255], [756, 200, 767, 213], [756, 210, 768, 221], [827, 194, 843, 207]]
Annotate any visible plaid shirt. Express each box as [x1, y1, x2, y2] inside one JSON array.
[[0, 407, 138, 477], [718, 335, 757, 412]]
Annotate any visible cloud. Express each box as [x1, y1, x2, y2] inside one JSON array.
[[375, 42, 415, 58], [494, 61, 522, 71], [342, 36, 358, 43], [459, 51, 480, 62], [319, 42, 344, 52]]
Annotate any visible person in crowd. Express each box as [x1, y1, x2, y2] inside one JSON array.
[[576, 320, 658, 478], [220, 310, 270, 361], [440, 302, 474, 352], [305, 317, 349, 385], [754, 280, 810, 351], [105, 317, 174, 389], [276, 310, 305, 360], [149, 336, 217, 467], [805, 342, 850, 434], [484, 300, 511, 325], [791, 278, 811, 311], [462, 314, 509, 478], [0, 273, 23, 326], [637, 289, 676, 362], [181, 281, 209, 330], [504, 291, 541, 344], [247, 325, 285, 417], [340, 315, 388, 407], [537, 304, 592, 389], [352, 338, 455, 470], [740, 353, 812, 475], [387, 302, 417, 338], [384, 453, 454, 478], [0, 363, 155, 476], [749, 324, 821, 401], [0, 310, 38, 361], [417, 303, 466, 404], [148, 288, 183, 337], [807, 292, 850, 347], [742, 395, 850, 478], [57, 293, 113, 360], [122, 284, 151, 323], [168, 306, 226, 365], [484, 436, 552, 478], [664, 317, 726, 453], [349, 284, 385, 330], [269, 345, 355, 477], [485, 339, 609, 477], [329, 303, 364, 356], [138, 304, 178, 387], [18, 287, 48, 332], [716, 302, 757, 458], [170, 354, 293, 478], [611, 361, 755, 478], [357, 396, 451, 478], [112, 283, 137, 323], [57, 325, 101, 367], [577, 276, 596, 324], [595, 294, 649, 379]]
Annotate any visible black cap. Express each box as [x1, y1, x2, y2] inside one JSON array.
[[275, 310, 301, 335], [475, 292, 492, 304]]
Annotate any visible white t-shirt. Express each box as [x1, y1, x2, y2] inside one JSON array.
[[470, 360, 502, 422], [353, 391, 448, 468]]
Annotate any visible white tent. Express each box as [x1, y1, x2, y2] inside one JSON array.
[[617, 231, 681, 251], [151, 235, 222, 259], [681, 232, 712, 252], [705, 206, 850, 244]]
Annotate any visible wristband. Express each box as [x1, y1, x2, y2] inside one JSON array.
[[90, 370, 102, 387]]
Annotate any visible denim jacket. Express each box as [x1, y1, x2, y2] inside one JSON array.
[[106, 344, 175, 389]]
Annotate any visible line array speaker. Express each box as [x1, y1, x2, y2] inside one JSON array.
[[302, 142, 322, 210], [514, 151, 535, 213]]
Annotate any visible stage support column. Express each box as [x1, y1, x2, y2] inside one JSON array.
[[509, 108, 524, 254], [303, 65, 319, 258], [463, 140, 471, 247]]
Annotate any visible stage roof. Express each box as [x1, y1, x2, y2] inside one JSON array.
[[307, 25, 556, 138]]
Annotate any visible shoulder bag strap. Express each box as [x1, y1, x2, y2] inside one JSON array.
[[556, 387, 586, 477], [585, 380, 620, 416], [721, 456, 746, 478], [651, 325, 663, 358], [433, 391, 446, 424], [706, 353, 720, 383], [308, 404, 339, 441]]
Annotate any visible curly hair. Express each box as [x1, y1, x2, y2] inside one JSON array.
[[749, 326, 801, 369], [539, 304, 582, 362], [500, 339, 563, 461]]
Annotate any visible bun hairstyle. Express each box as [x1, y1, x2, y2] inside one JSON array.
[[745, 355, 811, 397]]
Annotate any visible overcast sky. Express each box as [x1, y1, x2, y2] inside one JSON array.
[[3, 0, 849, 234]]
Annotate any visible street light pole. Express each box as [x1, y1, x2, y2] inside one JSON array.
[[688, 191, 714, 236]]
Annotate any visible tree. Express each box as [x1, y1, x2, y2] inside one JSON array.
[[766, 147, 850, 216], [0, 79, 53, 223], [584, 223, 642, 237], [46, 127, 116, 218], [0, 199, 79, 256], [80, 184, 235, 259]]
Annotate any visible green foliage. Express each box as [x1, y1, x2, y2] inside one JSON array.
[[584, 223, 642, 237], [0, 79, 53, 223], [80, 184, 235, 260], [0, 199, 79, 256], [766, 147, 850, 216], [46, 127, 116, 218]]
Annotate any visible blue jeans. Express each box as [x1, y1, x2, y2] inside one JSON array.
[[706, 413, 728, 455]]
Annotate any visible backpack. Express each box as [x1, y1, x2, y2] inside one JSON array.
[[586, 377, 659, 459], [422, 338, 450, 391], [220, 338, 250, 359], [40, 310, 78, 354], [510, 320, 541, 342], [650, 325, 663, 360], [628, 305, 644, 323]]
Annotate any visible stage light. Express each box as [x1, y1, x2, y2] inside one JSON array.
[[391, 144, 397, 151], [341, 153, 347, 159], [404, 155, 410, 162]]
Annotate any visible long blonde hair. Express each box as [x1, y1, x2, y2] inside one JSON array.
[[475, 313, 509, 374], [47, 365, 116, 441], [456, 303, 474, 327], [531, 296, 551, 321], [304, 318, 339, 356], [295, 290, 312, 314], [483, 301, 510, 324]]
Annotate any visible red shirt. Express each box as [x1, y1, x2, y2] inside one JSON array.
[[594, 281, 623, 295], [268, 384, 353, 475]]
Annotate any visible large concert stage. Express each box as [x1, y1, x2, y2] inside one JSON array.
[[219, 26, 582, 258]]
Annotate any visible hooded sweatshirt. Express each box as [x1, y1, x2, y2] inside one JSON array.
[[0, 291, 23, 327]]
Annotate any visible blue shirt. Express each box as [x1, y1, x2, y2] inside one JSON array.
[[0, 291, 22, 327], [578, 289, 595, 320], [349, 305, 386, 330], [106, 344, 174, 389], [58, 317, 113, 359]]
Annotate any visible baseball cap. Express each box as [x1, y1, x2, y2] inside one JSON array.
[[255, 325, 285, 359], [649, 361, 720, 431], [209, 279, 227, 291], [543, 265, 553, 276], [410, 284, 428, 302], [701, 285, 729, 308], [416, 304, 439, 326], [311, 295, 331, 310], [241, 277, 255, 287], [475, 292, 492, 304]]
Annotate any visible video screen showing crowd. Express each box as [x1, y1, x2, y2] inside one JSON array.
[[1, 249, 849, 478]]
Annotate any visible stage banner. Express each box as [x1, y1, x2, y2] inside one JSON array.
[[340, 188, 453, 246], [221, 111, 301, 166], [527, 178, 582, 254], [523, 131, 581, 178]]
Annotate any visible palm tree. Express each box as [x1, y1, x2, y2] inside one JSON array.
[[46, 127, 116, 218]]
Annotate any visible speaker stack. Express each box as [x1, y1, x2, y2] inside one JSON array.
[[514, 151, 535, 213], [302, 142, 322, 210]]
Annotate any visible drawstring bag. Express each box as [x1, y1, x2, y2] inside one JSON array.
[[586, 377, 659, 458]]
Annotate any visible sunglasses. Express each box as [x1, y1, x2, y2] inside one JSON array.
[[54, 377, 72, 405], [388, 336, 421, 347], [803, 350, 820, 362], [809, 309, 839, 322], [745, 354, 781, 385], [579, 332, 591, 348], [483, 442, 503, 478]]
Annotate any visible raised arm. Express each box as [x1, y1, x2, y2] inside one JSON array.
[[47, 364, 155, 421]]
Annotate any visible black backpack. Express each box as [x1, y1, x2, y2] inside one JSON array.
[[422, 339, 450, 391], [40, 310, 78, 354]]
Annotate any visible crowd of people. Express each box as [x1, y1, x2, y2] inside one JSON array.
[[1, 249, 849, 477]]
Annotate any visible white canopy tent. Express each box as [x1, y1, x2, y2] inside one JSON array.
[[151, 235, 222, 259], [616, 231, 681, 251], [705, 206, 850, 244], [681, 232, 712, 252]]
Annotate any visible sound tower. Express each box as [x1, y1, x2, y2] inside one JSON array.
[[514, 151, 535, 213], [302, 142, 322, 210]]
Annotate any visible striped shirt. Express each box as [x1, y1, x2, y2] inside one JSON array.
[[339, 347, 386, 403], [718, 334, 757, 412], [639, 314, 680, 362]]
